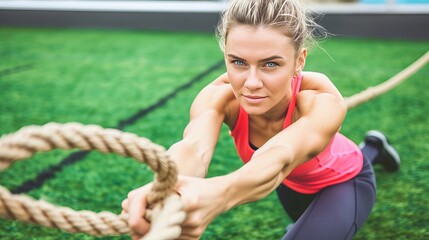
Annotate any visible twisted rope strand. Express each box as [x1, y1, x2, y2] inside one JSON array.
[[345, 51, 429, 109], [0, 123, 183, 239], [0, 185, 129, 236]]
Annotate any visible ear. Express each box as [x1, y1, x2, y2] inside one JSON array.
[[295, 48, 307, 75]]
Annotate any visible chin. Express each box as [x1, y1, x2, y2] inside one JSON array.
[[242, 104, 268, 115]]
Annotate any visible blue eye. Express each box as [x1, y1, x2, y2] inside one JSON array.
[[233, 60, 246, 66], [265, 62, 278, 68]]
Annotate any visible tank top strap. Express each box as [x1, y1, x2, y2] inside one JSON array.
[[283, 73, 303, 128]]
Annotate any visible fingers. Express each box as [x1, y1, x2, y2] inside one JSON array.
[[129, 191, 151, 235], [122, 177, 212, 240], [121, 198, 129, 213], [122, 185, 154, 238], [121, 184, 152, 214]]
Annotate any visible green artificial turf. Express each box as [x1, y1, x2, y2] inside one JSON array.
[[1, 27, 428, 239]]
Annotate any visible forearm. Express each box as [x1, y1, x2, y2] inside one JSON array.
[[216, 145, 295, 212], [168, 140, 212, 178]]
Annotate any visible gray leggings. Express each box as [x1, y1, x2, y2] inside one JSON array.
[[277, 155, 376, 240]]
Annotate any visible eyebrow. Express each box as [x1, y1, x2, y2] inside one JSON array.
[[227, 54, 284, 62]]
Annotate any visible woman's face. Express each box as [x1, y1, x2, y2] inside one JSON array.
[[225, 25, 305, 117]]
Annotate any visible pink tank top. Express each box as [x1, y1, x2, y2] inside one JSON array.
[[230, 74, 363, 194]]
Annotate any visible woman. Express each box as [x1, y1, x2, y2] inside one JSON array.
[[122, 0, 400, 239]]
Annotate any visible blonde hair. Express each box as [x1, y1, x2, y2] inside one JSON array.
[[216, 0, 325, 53]]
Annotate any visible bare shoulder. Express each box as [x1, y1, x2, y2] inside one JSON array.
[[191, 73, 238, 124], [296, 89, 347, 119], [212, 72, 231, 85], [302, 71, 329, 82], [195, 73, 235, 107], [301, 71, 343, 100]]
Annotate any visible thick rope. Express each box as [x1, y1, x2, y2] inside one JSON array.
[[0, 51, 427, 239], [345, 51, 429, 109], [0, 122, 185, 239]]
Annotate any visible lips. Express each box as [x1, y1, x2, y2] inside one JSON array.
[[244, 95, 264, 99], [242, 94, 266, 103]]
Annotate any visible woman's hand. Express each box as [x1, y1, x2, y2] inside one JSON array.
[[122, 175, 228, 240], [121, 183, 153, 240]]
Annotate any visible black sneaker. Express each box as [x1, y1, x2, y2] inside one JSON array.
[[360, 130, 401, 172]]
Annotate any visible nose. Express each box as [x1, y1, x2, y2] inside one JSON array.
[[244, 68, 263, 89]]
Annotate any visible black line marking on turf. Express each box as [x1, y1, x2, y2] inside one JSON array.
[[0, 63, 35, 78], [10, 60, 225, 194], [10, 151, 90, 194], [116, 60, 225, 130]]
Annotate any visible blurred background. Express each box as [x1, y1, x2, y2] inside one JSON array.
[[0, 0, 428, 39], [1, 1, 428, 240]]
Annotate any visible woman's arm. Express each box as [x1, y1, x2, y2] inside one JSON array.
[[167, 76, 234, 177], [123, 76, 235, 239]]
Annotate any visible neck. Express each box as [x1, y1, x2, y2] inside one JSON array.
[[248, 95, 290, 132]]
